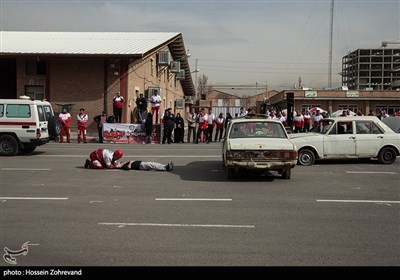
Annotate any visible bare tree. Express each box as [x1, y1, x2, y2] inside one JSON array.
[[197, 74, 212, 100]]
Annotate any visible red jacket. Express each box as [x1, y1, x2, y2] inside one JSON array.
[[59, 112, 71, 128]]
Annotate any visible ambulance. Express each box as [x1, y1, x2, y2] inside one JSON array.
[[0, 96, 60, 156]]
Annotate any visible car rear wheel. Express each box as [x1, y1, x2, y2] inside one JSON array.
[[298, 148, 316, 166], [378, 147, 397, 164], [0, 135, 20, 156], [281, 168, 291, 179]]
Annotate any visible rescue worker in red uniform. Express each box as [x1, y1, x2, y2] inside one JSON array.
[[59, 108, 72, 143], [77, 108, 88, 143], [293, 111, 304, 133], [83, 148, 174, 171], [84, 148, 124, 169]]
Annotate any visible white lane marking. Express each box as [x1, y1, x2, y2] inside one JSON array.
[[155, 198, 232, 201], [317, 199, 400, 204], [0, 197, 69, 200], [1, 168, 51, 171], [345, 171, 396, 174], [89, 201, 103, 203], [113, 185, 124, 188], [99, 222, 254, 228]]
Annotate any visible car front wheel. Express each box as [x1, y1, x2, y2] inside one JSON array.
[[378, 147, 397, 164], [298, 149, 316, 166]]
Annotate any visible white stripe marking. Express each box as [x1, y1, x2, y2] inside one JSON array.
[[89, 201, 103, 203], [0, 197, 69, 200], [317, 199, 400, 204], [99, 222, 254, 228], [1, 168, 51, 171], [345, 171, 396, 174], [155, 198, 232, 201]]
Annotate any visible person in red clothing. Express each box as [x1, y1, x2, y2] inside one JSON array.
[[84, 148, 124, 169], [83, 148, 174, 171], [59, 108, 71, 143], [293, 110, 304, 133], [303, 111, 312, 132], [214, 113, 224, 142], [113, 91, 125, 123], [77, 108, 88, 143]]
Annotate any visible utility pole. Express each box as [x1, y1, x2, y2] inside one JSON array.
[[328, 0, 334, 88], [195, 59, 198, 99]]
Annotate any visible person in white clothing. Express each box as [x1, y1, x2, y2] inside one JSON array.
[[150, 90, 161, 124], [206, 109, 215, 143], [77, 108, 88, 143]]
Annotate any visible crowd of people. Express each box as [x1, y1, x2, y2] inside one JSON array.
[[57, 90, 400, 144]]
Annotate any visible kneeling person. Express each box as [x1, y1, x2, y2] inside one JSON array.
[[84, 148, 124, 169]]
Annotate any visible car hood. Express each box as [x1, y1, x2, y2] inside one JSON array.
[[228, 138, 295, 150], [289, 132, 321, 139]]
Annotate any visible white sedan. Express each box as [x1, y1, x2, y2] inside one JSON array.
[[222, 115, 298, 179], [289, 116, 400, 166]]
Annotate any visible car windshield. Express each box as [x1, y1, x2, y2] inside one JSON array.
[[310, 119, 335, 134], [229, 121, 287, 139]]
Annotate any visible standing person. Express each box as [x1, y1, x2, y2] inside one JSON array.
[[135, 92, 147, 123], [150, 90, 161, 124], [206, 108, 215, 143], [162, 108, 175, 144], [239, 107, 247, 117], [174, 113, 185, 143], [223, 112, 232, 138], [187, 107, 197, 143], [112, 92, 125, 123], [77, 108, 88, 143], [58, 108, 71, 143], [312, 110, 323, 127], [303, 111, 311, 132], [145, 112, 153, 144], [293, 111, 304, 133], [196, 108, 207, 144], [214, 113, 224, 142], [94, 111, 107, 143]]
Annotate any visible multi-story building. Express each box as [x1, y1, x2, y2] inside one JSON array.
[[342, 48, 400, 90]]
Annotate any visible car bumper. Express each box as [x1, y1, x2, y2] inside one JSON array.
[[29, 138, 50, 146], [226, 159, 297, 170]]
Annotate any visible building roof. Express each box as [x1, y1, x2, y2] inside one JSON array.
[[0, 31, 181, 56], [0, 31, 195, 95]]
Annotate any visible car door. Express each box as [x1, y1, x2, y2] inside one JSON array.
[[355, 120, 385, 157], [323, 121, 356, 158]]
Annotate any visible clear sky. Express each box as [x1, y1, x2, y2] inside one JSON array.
[[1, 0, 399, 93]]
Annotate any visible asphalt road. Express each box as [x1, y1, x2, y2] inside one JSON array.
[[0, 142, 399, 267]]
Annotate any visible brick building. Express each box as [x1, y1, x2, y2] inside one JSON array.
[[268, 90, 400, 115], [0, 31, 194, 132]]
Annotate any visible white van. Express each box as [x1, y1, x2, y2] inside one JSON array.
[[0, 96, 60, 156]]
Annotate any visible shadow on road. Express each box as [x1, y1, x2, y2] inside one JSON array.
[[173, 160, 281, 182]]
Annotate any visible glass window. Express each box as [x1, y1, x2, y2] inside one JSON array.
[[230, 121, 287, 139], [43, 105, 53, 120], [37, 105, 45, 122], [0, 104, 4, 117], [6, 104, 31, 118]]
